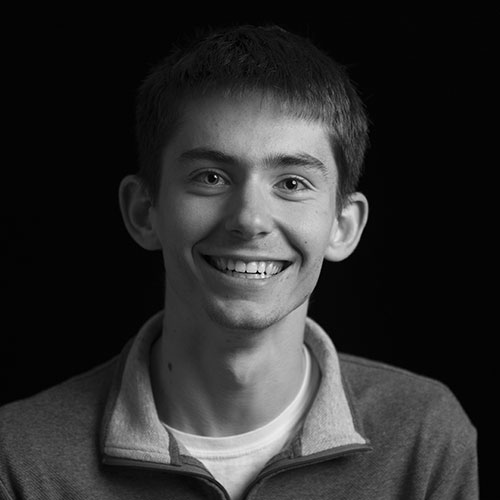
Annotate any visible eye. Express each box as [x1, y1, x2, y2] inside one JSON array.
[[276, 176, 308, 192], [191, 170, 228, 186]]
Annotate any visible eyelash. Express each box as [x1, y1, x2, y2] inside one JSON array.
[[189, 170, 311, 193], [275, 176, 309, 192], [191, 170, 229, 186]]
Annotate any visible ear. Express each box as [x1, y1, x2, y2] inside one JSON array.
[[324, 192, 369, 262], [118, 175, 161, 251]]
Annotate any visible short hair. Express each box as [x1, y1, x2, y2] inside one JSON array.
[[135, 24, 369, 211]]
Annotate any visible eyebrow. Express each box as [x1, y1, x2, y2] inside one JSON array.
[[178, 147, 331, 179]]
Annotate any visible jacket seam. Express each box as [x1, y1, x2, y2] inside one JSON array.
[[339, 370, 370, 444], [105, 444, 170, 454], [99, 339, 135, 456], [0, 475, 13, 500]]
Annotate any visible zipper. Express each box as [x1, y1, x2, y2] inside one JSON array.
[[102, 442, 372, 499], [102, 455, 231, 500], [241, 442, 372, 498]]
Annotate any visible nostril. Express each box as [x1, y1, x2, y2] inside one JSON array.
[[224, 208, 273, 238], [223, 186, 274, 238]]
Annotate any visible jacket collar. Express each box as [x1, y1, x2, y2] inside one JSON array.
[[101, 311, 369, 465]]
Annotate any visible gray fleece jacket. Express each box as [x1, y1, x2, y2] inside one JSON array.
[[0, 313, 478, 499]]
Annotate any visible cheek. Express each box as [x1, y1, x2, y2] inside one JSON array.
[[160, 193, 222, 249], [288, 207, 335, 263]]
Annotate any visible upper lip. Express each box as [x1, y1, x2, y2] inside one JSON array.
[[202, 254, 292, 263]]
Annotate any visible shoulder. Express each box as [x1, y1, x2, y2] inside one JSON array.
[[337, 352, 478, 457], [0, 358, 119, 498], [338, 353, 476, 446], [0, 357, 117, 453], [336, 354, 478, 496], [339, 351, 455, 400]]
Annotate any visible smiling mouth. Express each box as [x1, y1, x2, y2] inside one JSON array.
[[203, 256, 291, 279]]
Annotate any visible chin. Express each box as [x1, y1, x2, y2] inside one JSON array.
[[206, 307, 277, 332], [204, 297, 307, 333]]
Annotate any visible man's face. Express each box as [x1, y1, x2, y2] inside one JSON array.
[[151, 92, 339, 331]]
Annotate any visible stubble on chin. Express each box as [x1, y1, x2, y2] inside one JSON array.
[[204, 295, 310, 333]]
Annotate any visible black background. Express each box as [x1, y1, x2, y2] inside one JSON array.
[[1, 8, 492, 494]]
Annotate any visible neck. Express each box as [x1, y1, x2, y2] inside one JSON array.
[[150, 302, 309, 437]]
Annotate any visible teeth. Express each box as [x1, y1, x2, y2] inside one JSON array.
[[208, 257, 287, 276], [266, 262, 281, 275], [246, 262, 258, 273], [235, 260, 246, 273]]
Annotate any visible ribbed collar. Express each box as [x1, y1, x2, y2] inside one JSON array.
[[101, 311, 368, 465]]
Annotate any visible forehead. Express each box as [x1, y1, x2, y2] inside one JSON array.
[[164, 91, 336, 176]]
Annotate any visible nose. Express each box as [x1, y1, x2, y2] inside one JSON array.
[[224, 181, 273, 239]]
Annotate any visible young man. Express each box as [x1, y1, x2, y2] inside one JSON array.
[[0, 25, 478, 499]]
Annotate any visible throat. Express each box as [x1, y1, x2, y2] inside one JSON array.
[[153, 332, 307, 436]]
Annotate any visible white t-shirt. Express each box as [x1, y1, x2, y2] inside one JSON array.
[[164, 345, 319, 500]]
